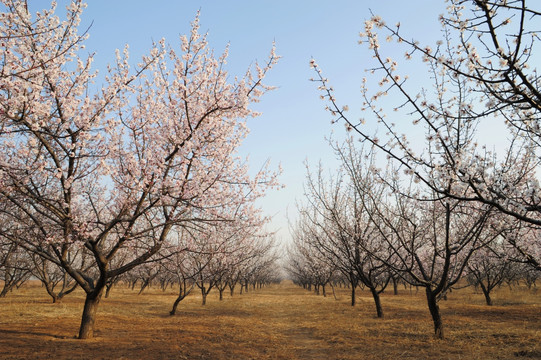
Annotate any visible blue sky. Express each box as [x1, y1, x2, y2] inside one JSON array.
[[48, 1, 449, 244]]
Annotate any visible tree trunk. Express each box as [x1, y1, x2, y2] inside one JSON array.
[[138, 279, 150, 295], [201, 286, 207, 305], [329, 282, 337, 300], [392, 277, 398, 295], [43, 282, 59, 303], [170, 292, 185, 315], [78, 287, 104, 339], [219, 288, 224, 301], [483, 291, 493, 306], [480, 283, 493, 306], [369, 287, 384, 318], [170, 279, 191, 315], [426, 288, 444, 339], [105, 284, 113, 298], [57, 283, 78, 302], [351, 284, 356, 306]]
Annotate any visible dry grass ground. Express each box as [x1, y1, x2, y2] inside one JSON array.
[[0, 280, 539, 359]]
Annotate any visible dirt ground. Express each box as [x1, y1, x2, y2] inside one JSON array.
[[0, 281, 540, 359]]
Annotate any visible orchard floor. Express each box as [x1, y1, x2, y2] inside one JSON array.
[[0, 281, 540, 360]]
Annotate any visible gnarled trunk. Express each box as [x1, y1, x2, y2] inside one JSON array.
[[78, 286, 104, 339]]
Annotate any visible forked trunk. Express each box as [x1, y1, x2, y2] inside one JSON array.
[[78, 287, 104, 339], [426, 288, 444, 339], [170, 291, 188, 315], [479, 283, 492, 306], [369, 287, 383, 318], [138, 279, 150, 295], [170, 279, 192, 315], [43, 283, 59, 303]]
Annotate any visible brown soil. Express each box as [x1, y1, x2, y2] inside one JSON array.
[[0, 281, 539, 359]]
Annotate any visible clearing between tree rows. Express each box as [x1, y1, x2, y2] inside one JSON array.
[[0, 280, 539, 359]]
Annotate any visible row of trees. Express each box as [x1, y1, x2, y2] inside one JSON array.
[[289, 0, 541, 340], [287, 140, 539, 339], [287, 228, 539, 304], [0, 222, 282, 308], [0, 0, 280, 339]]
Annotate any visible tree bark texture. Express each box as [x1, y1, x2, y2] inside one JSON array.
[[78, 287, 104, 339]]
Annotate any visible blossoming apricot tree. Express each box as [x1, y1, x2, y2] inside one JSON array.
[[0, 0, 279, 339]]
